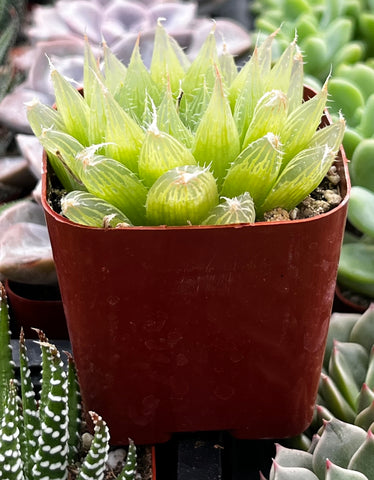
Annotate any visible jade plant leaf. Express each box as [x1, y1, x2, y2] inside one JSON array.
[[338, 243, 374, 298], [347, 187, 374, 237]]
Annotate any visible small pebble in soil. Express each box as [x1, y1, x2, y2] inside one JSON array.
[[107, 448, 127, 469]]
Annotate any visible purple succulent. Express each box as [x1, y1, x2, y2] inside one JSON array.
[[0, 0, 251, 133]]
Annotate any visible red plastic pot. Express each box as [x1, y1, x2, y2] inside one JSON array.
[[41, 89, 350, 445], [5, 279, 68, 339]]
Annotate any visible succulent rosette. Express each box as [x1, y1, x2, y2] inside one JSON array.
[[0, 0, 251, 134], [27, 25, 345, 227]]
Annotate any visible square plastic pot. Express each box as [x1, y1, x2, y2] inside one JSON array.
[[41, 90, 350, 445]]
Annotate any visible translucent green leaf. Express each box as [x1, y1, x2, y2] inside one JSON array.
[[308, 114, 346, 154], [77, 151, 148, 225], [229, 29, 276, 108], [218, 44, 238, 88], [157, 85, 194, 148], [202, 192, 255, 225], [242, 89, 289, 149], [192, 70, 240, 187], [38, 128, 85, 183], [83, 35, 103, 108], [221, 133, 283, 208], [150, 19, 187, 94], [103, 88, 144, 173], [146, 165, 219, 226], [258, 145, 335, 217], [50, 60, 90, 145], [281, 81, 329, 163], [115, 37, 161, 122], [139, 122, 196, 187], [26, 98, 66, 137], [103, 40, 127, 97], [180, 76, 212, 132], [265, 35, 299, 94], [181, 27, 218, 102], [233, 50, 263, 145], [61, 191, 133, 227]]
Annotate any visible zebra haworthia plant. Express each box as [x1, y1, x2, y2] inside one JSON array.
[[27, 23, 345, 227], [0, 283, 138, 480]]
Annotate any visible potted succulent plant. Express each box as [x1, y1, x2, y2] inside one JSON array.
[[27, 25, 350, 445], [0, 282, 156, 480]]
